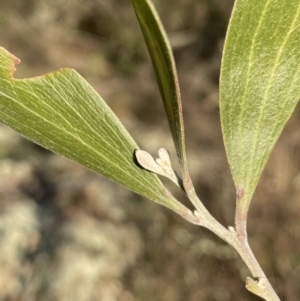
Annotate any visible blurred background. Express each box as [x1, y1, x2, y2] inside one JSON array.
[[0, 0, 300, 300]]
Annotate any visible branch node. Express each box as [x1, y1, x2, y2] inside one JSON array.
[[180, 208, 201, 225], [228, 226, 237, 234], [193, 210, 201, 219]]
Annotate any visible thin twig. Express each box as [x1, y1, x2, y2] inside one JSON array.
[[185, 189, 281, 301], [135, 149, 281, 300]]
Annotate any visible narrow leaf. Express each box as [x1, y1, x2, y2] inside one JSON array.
[[0, 47, 186, 214], [220, 0, 300, 206], [131, 0, 188, 177]]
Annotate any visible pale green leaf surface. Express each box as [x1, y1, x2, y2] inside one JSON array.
[[0, 47, 185, 214], [131, 0, 188, 176], [220, 0, 300, 205]]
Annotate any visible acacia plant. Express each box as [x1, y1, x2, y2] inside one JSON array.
[[0, 0, 299, 299]]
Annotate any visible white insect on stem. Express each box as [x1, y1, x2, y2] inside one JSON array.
[[135, 148, 182, 187]]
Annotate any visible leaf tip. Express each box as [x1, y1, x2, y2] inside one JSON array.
[[0, 47, 21, 78]]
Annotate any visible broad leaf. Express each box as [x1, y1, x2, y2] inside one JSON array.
[[220, 0, 300, 206], [131, 0, 189, 177], [0, 47, 186, 214]]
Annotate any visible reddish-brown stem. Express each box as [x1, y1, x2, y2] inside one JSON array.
[[234, 185, 249, 244]]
